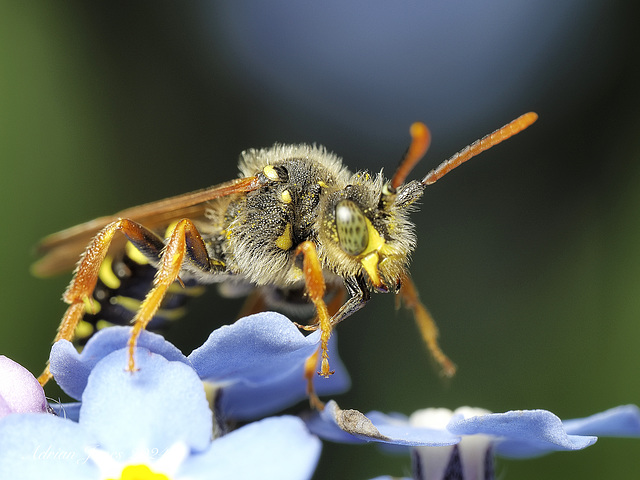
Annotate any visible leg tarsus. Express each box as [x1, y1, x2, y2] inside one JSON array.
[[304, 350, 326, 411], [294, 241, 333, 377]]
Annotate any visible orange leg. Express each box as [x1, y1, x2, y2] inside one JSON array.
[[295, 241, 333, 378], [303, 349, 326, 411], [302, 283, 345, 411], [38, 218, 213, 385], [38, 219, 167, 386], [399, 273, 457, 378], [125, 219, 212, 372]]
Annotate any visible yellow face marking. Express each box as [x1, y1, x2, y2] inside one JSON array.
[[281, 189, 292, 204], [358, 217, 393, 288], [359, 217, 388, 257], [275, 223, 293, 250], [263, 165, 279, 181], [361, 251, 383, 288]]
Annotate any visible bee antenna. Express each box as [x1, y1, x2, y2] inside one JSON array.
[[389, 122, 432, 191], [421, 112, 538, 186]]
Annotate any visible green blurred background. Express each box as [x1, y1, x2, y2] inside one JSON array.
[[1, 1, 639, 478]]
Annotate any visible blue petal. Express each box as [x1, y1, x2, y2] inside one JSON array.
[[50, 327, 189, 400], [447, 410, 598, 459], [180, 416, 321, 480], [368, 477, 410, 480], [562, 405, 640, 437], [0, 413, 98, 479], [189, 312, 350, 419], [306, 401, 460, 446], [50, 402, 81, 422], [79, 348, 212, 455]]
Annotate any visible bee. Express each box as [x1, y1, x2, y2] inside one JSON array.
[[33, 112, 538, 387]]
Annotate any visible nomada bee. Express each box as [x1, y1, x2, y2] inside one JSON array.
[[33, 112, 538, 388]]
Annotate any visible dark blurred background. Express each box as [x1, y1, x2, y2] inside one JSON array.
[[1, 1, 639, 478]]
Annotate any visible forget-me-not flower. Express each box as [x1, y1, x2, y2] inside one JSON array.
[[49, 311, 350, 421], [306, 402, 640, 480], [0, 346, 322, 480]]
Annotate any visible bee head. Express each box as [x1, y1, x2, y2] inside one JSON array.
[[318, 172, 422, 292]]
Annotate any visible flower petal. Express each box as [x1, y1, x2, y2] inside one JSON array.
[[0, 413, 98, 479], [306, 401, 460, 446], [189, 312, 350, 419], [79, 348, 212, 456], [562, 405, 640, 437], [368, 477, 410, 480], [50, 402, 81, 422], [180, 416, 321, 480], [447, 409, 597, 459], [0, 356, 48, 417], [50, 327, 189, 400]]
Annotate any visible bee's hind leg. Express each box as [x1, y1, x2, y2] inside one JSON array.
[[38, 218, 167, 386], [125, 219, 224, 373]]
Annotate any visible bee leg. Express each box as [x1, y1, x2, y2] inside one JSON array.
[[38, 219, 167, 386], [293, 275, 369, 338], [236, 289, 269, 318], [399, 273, 457, 378], [303, 349, 326, 411], [329, 275, 371, 327], [294, 281, 346, 332], [126, 219, 218, 373], [294, 241, 333, 378]]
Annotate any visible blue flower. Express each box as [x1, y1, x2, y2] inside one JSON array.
[[50, 311, 350, 420], [305, 400, 460, 447], [0, 347, 322, 480], [307, 403, 640, 480], [0, 355, 49, 418]]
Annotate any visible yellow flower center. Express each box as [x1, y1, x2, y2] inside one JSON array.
[[107, 464, 170, 480]]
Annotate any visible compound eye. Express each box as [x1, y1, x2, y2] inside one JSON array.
[[335, 200, 369, 256]]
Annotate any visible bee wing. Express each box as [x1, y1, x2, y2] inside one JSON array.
[[33, 176, 263, 277]]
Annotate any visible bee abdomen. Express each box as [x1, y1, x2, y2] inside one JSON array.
[[75, 249, 204, 346]]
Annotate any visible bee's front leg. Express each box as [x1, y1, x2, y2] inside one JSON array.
[[294, 241, 333, 378], [329, 275, 371, 327], [296, 275, 369, 331]]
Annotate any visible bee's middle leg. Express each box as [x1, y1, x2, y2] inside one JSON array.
[[126, 218, 222, 372]]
